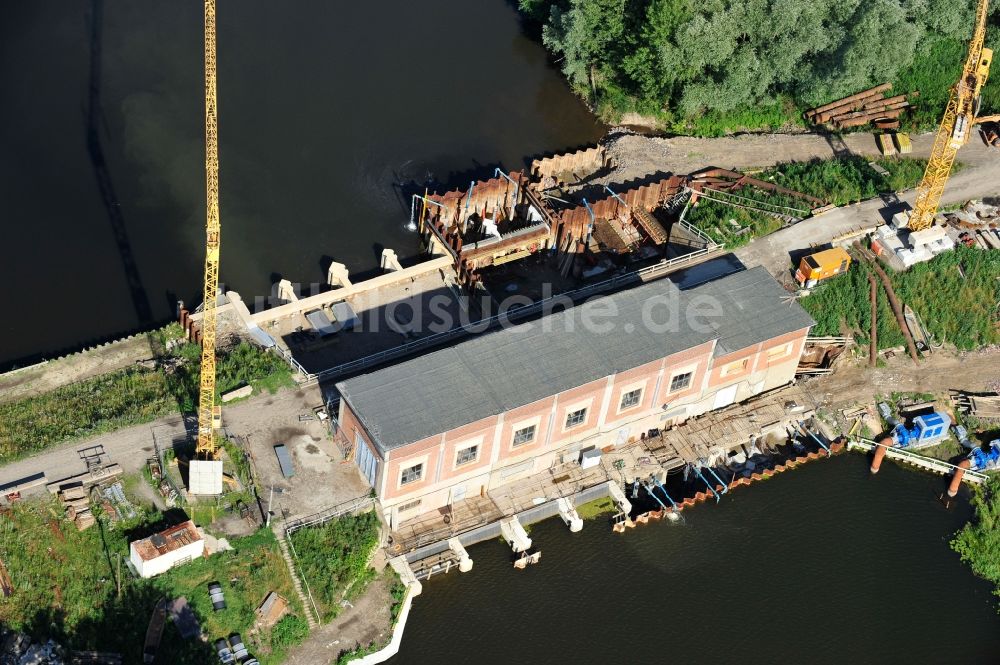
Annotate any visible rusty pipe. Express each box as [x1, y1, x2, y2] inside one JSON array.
[[947, 459, 971, 497], [870, 436, 893, 474]]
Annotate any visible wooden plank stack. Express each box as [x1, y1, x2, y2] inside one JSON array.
[[805, 84, 917, 130], [58, 485, 95, 531]]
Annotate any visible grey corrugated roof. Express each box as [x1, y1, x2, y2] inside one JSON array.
[[337, 266, 814, 453]]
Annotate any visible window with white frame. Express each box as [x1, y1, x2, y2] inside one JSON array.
[[400, 462, 423, 486], [619, 388, 643, 411], [565, 407, 587, 429], [512, 424, 536, 447], [669, 371, 693, 393], [455, 444, 479, 467]]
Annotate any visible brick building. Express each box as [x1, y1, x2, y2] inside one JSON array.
[[336, 266, 814, 528]]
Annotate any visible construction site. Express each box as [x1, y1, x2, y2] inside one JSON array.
[[2, 0, 1000, 664]]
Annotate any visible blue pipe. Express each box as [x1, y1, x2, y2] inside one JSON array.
[[603, 185, 627, 207], [651, 478, 679, 511], [644, 484, 669, 512], [803, 425, 832, 456], [696, 469, 721, 502], [465, 180, 475, 210], [704, 465, 729, 495], [494, 168, 520, 200]]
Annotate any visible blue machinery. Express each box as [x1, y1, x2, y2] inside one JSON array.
[[651, 477, 680, 511]]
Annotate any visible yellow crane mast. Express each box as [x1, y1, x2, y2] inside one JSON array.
[[191, 0, 224, 493], [908, 0, 992, 231]]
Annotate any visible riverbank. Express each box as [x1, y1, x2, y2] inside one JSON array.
[[387, 454, 1000, 664]]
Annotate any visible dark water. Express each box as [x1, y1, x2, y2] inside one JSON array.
[[390, 456, 1000, 665], [0, 1, 602, 368]]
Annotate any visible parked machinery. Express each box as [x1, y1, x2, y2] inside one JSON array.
[[795, 247, 851, 287], [890, 411, 951, 448]]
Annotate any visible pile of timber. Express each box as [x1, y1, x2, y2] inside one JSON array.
[[950, 390, 1000, 424], [805, 83, 917, 130], [58, 486, 95, 531]]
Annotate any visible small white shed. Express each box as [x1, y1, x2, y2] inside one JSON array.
[[129, 520, 205, 578]]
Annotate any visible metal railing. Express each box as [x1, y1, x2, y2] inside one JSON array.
[[275, 247, 722, 385], [284, 495, 375, 536], [849, 437, 989, 483], [698, 186, 811, 217]]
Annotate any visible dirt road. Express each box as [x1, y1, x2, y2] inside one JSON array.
[[599, 129, 999, 279], [0, 386, 327, 496], [800, 346, 1000, 427]]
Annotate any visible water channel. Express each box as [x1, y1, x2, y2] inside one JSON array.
[[389, 455, 1000, 664], [0, 0, 602, 367]]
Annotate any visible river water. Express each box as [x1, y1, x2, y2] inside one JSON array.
[[389, 456, 1000, 664], [0, 1, 602, 368]]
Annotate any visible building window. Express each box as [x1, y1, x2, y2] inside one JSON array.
[[512, 424, 536, 447], [669, 372, 693, 393], [620, 388, 643, 411], [767, 342, 793, 362], [565, 407, 587, 429], [455, 444, 479, 467], [400, 462, 423, 486], [721, 358, 748, 377]]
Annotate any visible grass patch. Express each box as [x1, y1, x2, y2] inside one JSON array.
[[575, 496, 617, 520], [800, 247, 1000, 351], [0, 341, 292, 465], [952, 477, 1000, 606], [288, 512, 381, 622], [0, 497, 305, 664], [764, 157, 929, 206]]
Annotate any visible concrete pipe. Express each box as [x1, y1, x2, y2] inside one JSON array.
[[870, 437, 893, 474], [947, 459, 971, 497]]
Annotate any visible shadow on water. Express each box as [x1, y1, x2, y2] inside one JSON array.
[[85, 0, 153, 328]]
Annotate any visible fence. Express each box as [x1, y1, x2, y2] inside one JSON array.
[[284, 494, 375, 537]]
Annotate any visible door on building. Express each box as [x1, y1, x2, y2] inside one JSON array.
[[355, 433, 379, 489], [713, 384, 739, 409]]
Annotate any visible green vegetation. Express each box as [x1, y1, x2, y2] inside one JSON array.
[[288, 512, 381, 622], [0, 496, 305, 664], [685, 156, 928, 248], [520, 0, 1000, 133], [0, 340, 293, 464], [800, 246, 1000, 350], [685, 198, 783, 249], [575, 496, 616, 519], [952, 477, 1000, 605], [766, 157, 929, 205]]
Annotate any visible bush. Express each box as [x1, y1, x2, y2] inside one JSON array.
[[952, 477, 1000, 603], [523, 0, 1000, 133], [270, 614, 310, 651], [288, 512, 381, 622]]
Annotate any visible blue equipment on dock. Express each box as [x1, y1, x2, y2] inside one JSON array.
[[892, 411, 950, 448], [968, 441, 1000, 471]]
